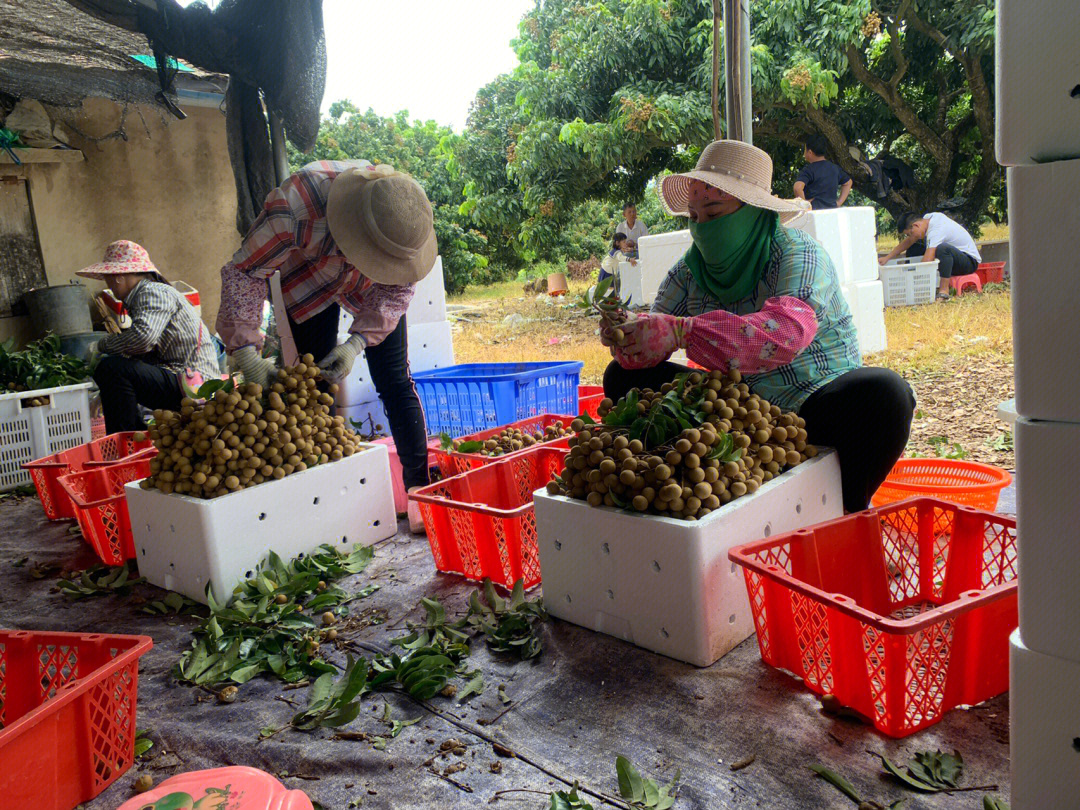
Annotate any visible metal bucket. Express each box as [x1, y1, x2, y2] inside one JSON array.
[[22, 283, 93, 337]]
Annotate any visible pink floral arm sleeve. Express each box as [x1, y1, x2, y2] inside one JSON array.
[[216, 262, 271, 352], [342, 282, 415, 348], [683, 296, 818, 374]]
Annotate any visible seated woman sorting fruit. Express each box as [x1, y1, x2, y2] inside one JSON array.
[[601, 141, 915, 512]]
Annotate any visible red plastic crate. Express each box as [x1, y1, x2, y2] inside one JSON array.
[[410, 446, 568, 590], [432, 414, 576, 478], [729, 498, 1017, 737], [23, 432, 155, 521], [578, 385, 604, 420], [58, 460, 150, 565], [976, 261, 1006, 285], [0, 630, 153, 809]]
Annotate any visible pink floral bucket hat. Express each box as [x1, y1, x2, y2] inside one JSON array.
[[75, 240, 167, 282]]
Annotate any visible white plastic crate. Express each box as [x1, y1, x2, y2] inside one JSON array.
[[1015, 417, 1080, 663], [534, 450, 843, 666], [1, 382, 93, 492], [878, 257, 940, 307], [1010, 630, 1080, 810], [125, 444, 398, 604], [996, 0, 1080, 166], [1009, 159, 1080, 421], [336, 321, 455, 408], [338, 256, 448, 333], [637, 230, 691, 305], [841, 279, 887, 355]]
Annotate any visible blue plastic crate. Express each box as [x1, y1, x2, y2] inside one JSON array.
[[413, 362, 583, 434]]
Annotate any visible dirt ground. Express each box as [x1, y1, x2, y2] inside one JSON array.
[[450, 283, 1015, 470]]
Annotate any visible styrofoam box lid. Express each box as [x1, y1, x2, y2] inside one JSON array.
[[638, 230, 691, 248]]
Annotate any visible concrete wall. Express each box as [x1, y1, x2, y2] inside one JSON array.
[[0, 96, 239, 344]]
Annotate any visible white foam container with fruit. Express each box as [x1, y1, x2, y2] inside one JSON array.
[[534, 368, 843, 667], [125, 357, 397, 603]]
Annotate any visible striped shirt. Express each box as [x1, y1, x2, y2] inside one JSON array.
[[653, 221, 860, 411], [98, 280, 220, 378], [216, 160, 415, 353]]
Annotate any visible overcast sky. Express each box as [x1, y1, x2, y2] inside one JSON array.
[[320, 0, 534, 130]]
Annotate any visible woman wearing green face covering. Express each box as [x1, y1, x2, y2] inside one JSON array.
[[601, 140, 915, 513]]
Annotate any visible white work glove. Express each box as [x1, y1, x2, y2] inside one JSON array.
[[233, 345, 277, 388], [317, 334, 365, 381]]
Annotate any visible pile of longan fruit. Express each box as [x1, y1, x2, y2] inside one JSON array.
[[546, 369, 817, 520], [140, 355, 366, 498], [452, 421, 571, 457]]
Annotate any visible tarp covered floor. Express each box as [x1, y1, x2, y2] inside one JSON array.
[[0, 487, 1014, 809]]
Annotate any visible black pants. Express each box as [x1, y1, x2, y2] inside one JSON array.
[[289, 305, 430, 490], [906, 241, 977, 279], [94, 354, 183, 433], [603, 361, 915, 513]]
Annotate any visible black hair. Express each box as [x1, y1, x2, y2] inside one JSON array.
[[804, 134, 829, 157], [612, 232, 628, 250], [896, 211, 922, 234], [622, 202, 636, 212]]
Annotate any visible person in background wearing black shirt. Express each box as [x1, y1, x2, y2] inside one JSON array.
[[793, 134, 853, 210]]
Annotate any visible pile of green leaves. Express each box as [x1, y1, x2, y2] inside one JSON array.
[[616, 756, 680, 810], [291, 656, 370, 730], [370, 647, 459, 700], [464, 579, 548, 660], [0, 335, 92, 392], [390, 596, 472, 661], [57, 563, 144, 600], [176, 544, 375, 686], [546, 757, 679, 810]]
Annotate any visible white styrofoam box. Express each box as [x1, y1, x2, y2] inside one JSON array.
[[797, 207, 879, 285], [1010, 629, 1080, 809], [534, 450, 843, 667], [997, 1, 1080, 165], [338, 256, 448, 334], [336, 321, 455, 408], [126, 444, 397, 603], [842, 280, 887, 356], [878, 257, 939, 307], [1, 382, 93, 492], [406, 320, 454, 373], [616, 261, 643, 306], [637, 230, 691, 305], [1009, 160, 1080, 421], [1015, 418, 1080, 663]]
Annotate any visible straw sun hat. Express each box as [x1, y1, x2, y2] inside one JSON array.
[[326, 163, 438, 286], [658, 140, 810, 224]]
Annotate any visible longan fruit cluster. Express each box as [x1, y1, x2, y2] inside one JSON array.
[[547, 369, 817, 520], [453, 421, 570, 457], [140, 354, 364, 499]]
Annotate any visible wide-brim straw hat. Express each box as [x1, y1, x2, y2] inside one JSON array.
[[326, 164, 438, 286], [76, 240, 167, 282], [658, 140, 810, 224]]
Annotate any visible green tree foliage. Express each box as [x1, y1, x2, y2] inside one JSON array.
[[288, 103, 496, 294], [459, 0, 999, 243]]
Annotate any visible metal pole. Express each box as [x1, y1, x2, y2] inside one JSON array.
[[723, 0, 753, 144], [268, 109, 290, 186], [711, 0, 722, 140]]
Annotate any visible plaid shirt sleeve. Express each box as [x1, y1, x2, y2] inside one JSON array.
[[683, 297, 818, 374], [99, 282, 178, 357], [218, 169, 326, 352]]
